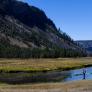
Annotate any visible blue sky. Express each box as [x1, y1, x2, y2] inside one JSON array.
[[21, 0, 92, 40]]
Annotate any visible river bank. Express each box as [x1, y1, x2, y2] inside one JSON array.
[[0, 80, 92, 92]]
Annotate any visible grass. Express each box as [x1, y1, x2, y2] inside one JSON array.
[[0, 57, 92, 72], [0, 80, 92, 92]]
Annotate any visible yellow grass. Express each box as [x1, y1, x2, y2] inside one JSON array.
[[0, 57, 92, 72], [0, 80, 92, 92]]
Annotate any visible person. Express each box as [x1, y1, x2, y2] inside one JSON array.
[[83, 68, 86, 80]]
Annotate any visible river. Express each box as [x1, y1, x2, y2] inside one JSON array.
[[0, 67, 92, 84]]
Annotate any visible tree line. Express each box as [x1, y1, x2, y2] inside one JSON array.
[[0, 43, 87, 58]]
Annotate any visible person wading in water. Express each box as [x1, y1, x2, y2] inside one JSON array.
[[83, 68, 86, 80]]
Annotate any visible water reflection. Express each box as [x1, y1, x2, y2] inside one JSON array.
[[0, 67, 92, 84], [0, 71, 71, 84]]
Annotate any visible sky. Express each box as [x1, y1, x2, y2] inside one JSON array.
[[21, 0, 92, 40]]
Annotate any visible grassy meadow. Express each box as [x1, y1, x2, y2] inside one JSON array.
[[0, 57, 92, 72]]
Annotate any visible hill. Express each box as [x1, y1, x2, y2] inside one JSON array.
[[0, 0, 86, 58], [76, 40, 92, 55]]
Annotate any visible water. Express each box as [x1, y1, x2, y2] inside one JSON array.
[[0, 67, 92, 84], [65, 67, 92, 82]]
